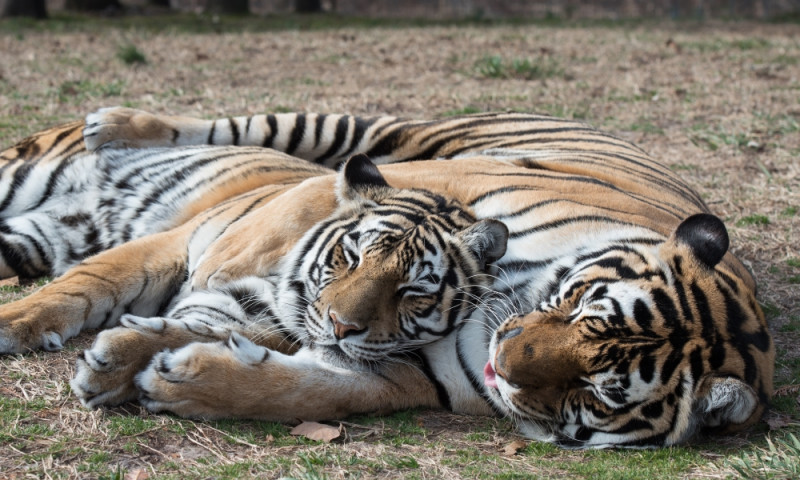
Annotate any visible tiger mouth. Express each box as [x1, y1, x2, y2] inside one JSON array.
[[483, 361, 498, 389]]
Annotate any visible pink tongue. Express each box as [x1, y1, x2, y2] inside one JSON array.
[[483, 361, 498, 388]]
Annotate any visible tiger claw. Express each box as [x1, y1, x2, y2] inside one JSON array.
[[41, 331, 64, 351]]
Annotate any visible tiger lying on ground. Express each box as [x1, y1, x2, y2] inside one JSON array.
[[0, 107, 774, 448]]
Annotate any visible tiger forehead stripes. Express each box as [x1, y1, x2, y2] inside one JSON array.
[[0, 107, 774, 449]]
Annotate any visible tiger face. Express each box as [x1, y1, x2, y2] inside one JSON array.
[[278, 154, 508, 362], [485, 214, 774, 448]]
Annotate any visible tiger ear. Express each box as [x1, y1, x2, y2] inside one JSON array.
[[458, 219, 509, 269], [695, 376, 760, 430], [337, 154, 391, 204], [673, 214, 729, 268]]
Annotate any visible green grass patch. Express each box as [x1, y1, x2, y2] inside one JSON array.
[[55, 79, 125, 104], [106, 415, 160, 437], [782, 206, 798, 217], [726, 434, 800, 480], [732, 37, 772, 50], [628, 118, 664, 135], [760, 302, 781, 320], [736, 214, 770, 227], [117, 44, 147, 65], [779, 316, 800, 333], [561, 447, 703, 480], [690, 128, 751, 151], [474, 55, 563, 80]]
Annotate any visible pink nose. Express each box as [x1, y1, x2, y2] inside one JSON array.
[[483, 361, 498, 389], [330, 310, 362, 339]]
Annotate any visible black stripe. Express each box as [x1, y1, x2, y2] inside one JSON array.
[[340, 116, 373, 158], [229, 117, 240, 146], [316, 116, 349, 164], [417, 352, 452, 411], [313, 114, 327, 149], [286, 114, 306, 155], [31, 156, 76, 209], [263, 115, 278, 148], [207, 121, 216, 144], [0, 163, 33, 212]]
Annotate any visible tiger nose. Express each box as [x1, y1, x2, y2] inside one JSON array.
[[330, 310, 365, 339]]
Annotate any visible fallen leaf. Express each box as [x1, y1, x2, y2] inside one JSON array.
[[124, 469, 149, 480], [502, 439, 528, 456], [665, 38, 682, 54], [290, 421, 342, 443], [764, 412, 792, 430], [774, 384, 800, 397]]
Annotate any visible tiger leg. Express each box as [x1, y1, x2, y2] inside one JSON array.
[[0, 228, 189, 354], [135, 333, 441, 420], [83, 107, 215, 151], [72, 277, 299, 407], [71, 314, 235, 407]]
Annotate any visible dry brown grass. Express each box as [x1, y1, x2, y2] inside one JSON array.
[[0, 16, 798, 479]]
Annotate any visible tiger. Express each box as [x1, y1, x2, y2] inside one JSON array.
[[0, 107, 774, 448]]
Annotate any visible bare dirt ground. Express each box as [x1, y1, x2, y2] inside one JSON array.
[[0, 17, 798, 479]]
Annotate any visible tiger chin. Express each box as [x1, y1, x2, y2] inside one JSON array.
[[0, 107, 774, 449]]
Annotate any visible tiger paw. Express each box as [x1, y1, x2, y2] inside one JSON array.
[[136, 332, 276, 418], [0, 302, 76, 354], [71, 315, 231, 408], [83, 107, 174, 152]]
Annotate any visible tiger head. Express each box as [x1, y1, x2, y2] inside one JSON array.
[[278, 154, 508, 362], [485, 214, 774, 448]]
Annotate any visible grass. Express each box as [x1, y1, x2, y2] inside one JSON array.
[[474, 55, 564, 80], [1, 13, 799, 480], [725, 434, 800, 479], [117, 44, 147, 65], [737, 214, 771, 227]]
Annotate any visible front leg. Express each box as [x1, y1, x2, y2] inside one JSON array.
[[71, 315, 236, 408], [136, 333, 442, 420], [0, 229, 189, 354]]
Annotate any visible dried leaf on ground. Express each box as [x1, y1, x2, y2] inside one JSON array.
[[774, 384, 800, 397], [124, 469, 149, 480], [290, 421, 343, 443], [502, 439, 528, 456], [764, 412, 794, 430]]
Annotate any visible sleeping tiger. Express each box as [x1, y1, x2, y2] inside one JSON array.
[[0, 107, 774, 448]]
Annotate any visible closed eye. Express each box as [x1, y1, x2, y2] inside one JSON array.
[[397, 285, 436, 297]]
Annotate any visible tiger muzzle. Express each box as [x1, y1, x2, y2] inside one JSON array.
[[493, 313, 582, 390]]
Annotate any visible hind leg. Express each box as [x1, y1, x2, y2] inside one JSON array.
[[83, 107, 212, 151]]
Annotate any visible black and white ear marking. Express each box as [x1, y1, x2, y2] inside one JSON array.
[[459, 219, 509, 269], [337, 154, 391, 203], [674, 214, 729, 268]]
